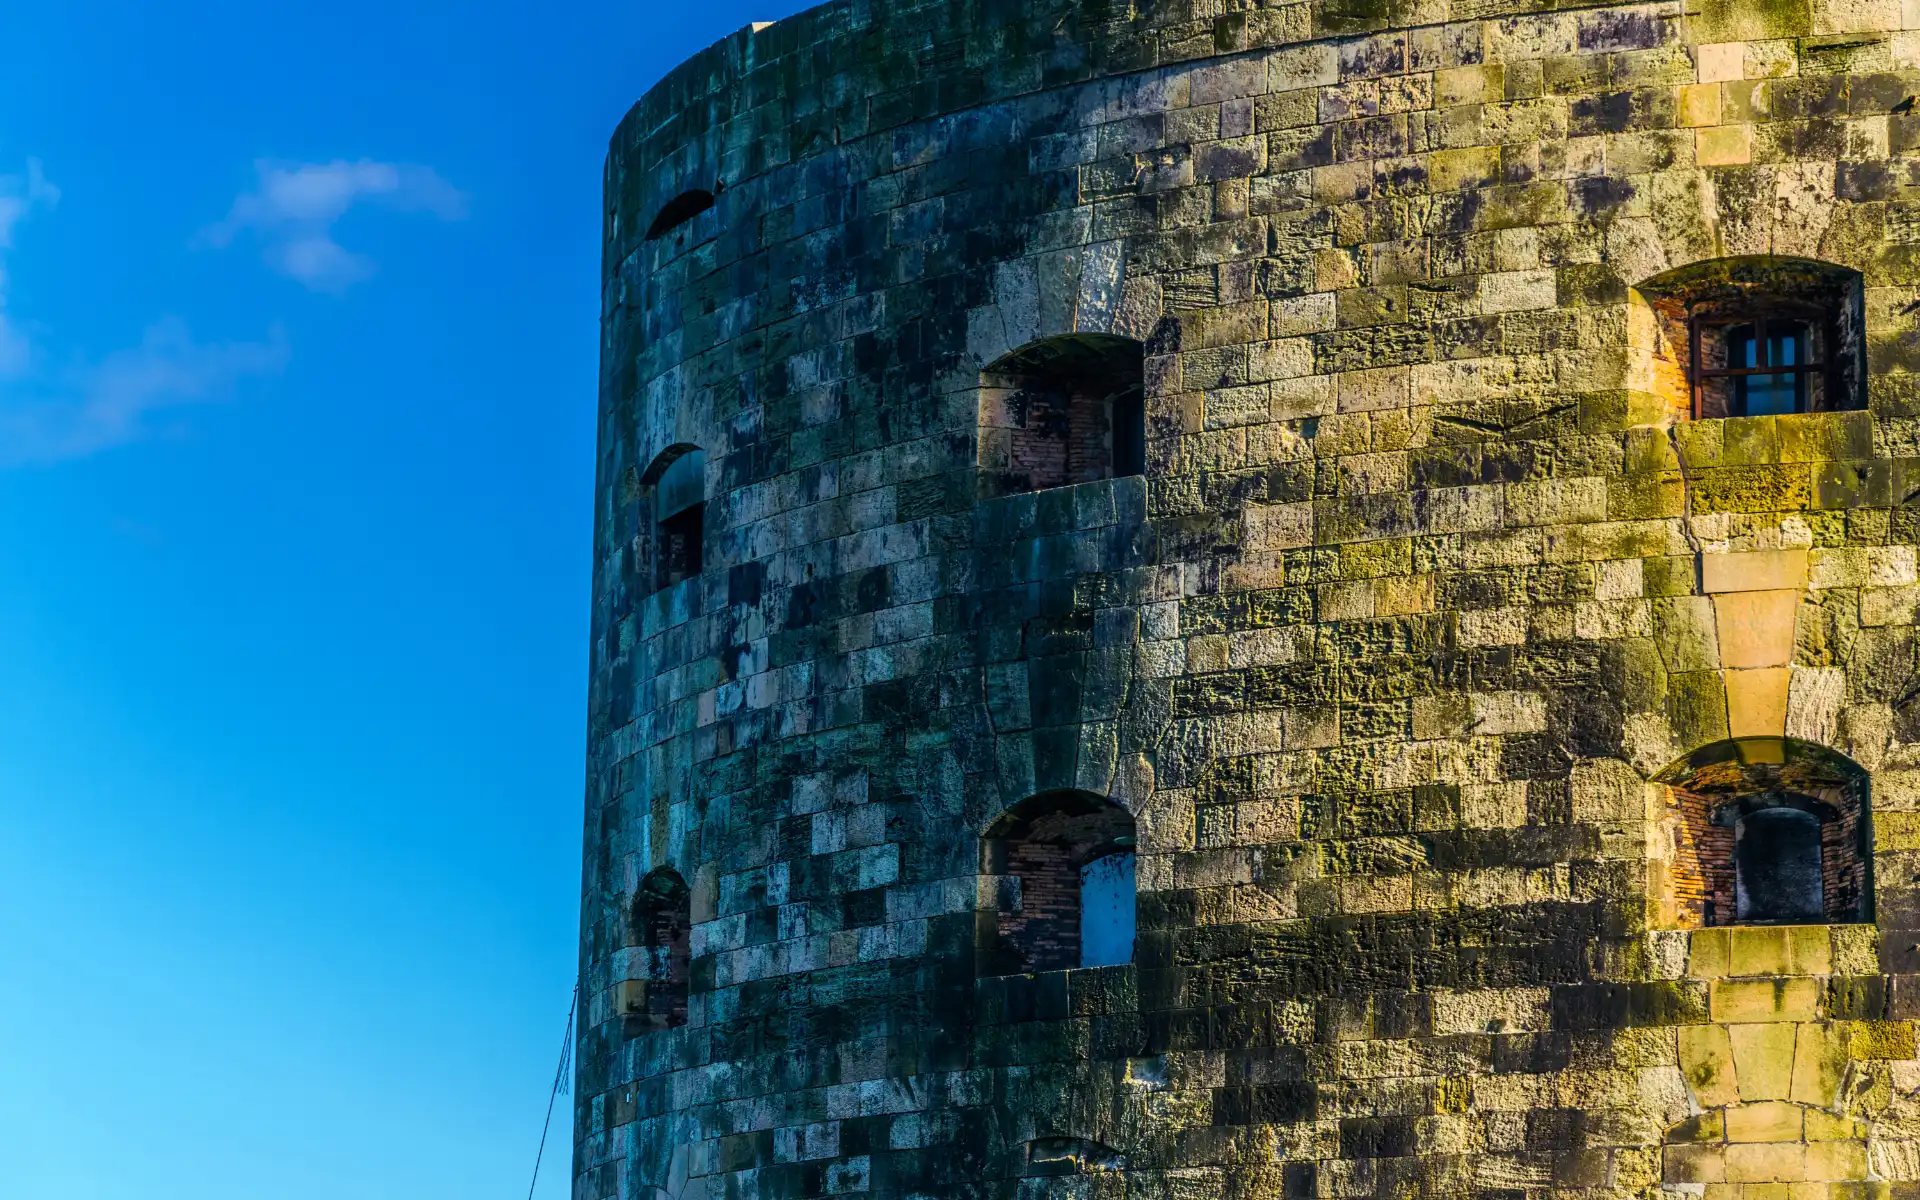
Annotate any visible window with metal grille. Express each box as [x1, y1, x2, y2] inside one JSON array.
[[1690, 312, 1832, 418], [1634, 256, 1864, 422]]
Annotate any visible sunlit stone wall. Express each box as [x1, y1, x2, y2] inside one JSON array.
[[578, 1, 1920, 1196]]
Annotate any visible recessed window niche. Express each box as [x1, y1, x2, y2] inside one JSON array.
[[1650, 738, 1869, 928], [979, 790, 1137, 974], [646, 447, 705, 592], [1631, 256, 1864, 420], [977, 335, 1145, 498]]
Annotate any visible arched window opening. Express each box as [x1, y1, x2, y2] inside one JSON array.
[[1634, 256, 1864, 420], [1652, 738, 1869, 927], [647, 448, 705, 592], [645, 188, 717, 241], [978, 335, 1145, 497], [981, 790, 1136, 974], [621, 867, 690, 1032]]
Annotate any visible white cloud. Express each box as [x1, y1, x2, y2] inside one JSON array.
[[0, 159, 61, 376], [0, 162, 286, 466], [200, 159, 466, 293], [0, 319, 288, 466]]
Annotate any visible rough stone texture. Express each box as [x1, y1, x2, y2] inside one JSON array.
[[577, 0, 1920, 1196]]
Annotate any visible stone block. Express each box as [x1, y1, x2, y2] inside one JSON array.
[[1713, 590, 1802, 668], [1791, 1024, 1847, 1107], [1726, 1100, 1805, 1141], [1805, 1139, 1869, 1182], [1681, 1023, 1744, 1107], [1655, 596, 1724, 670], [1693, 928, 1734, 979], [1668, 1142, 1729, 1183], [1729, 927, 1794, 977], [1698, 123, 1755, 164], [1725, 667, 1792, 738], [1702, 550, 1811, 594], [1804, 1109, 1870, 1141], [1787, 926, 1833, 975], [1716, 979, 1823, 1024], [1699, 42, 1746, 82], [1730, 1023, 1801, 1098], [1726, 1140, 1808, 1183]]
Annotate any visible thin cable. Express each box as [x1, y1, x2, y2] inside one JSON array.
[[527, 985, 580, 1200]]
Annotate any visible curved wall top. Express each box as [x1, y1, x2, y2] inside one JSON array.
[[581, 1, 1920, 1198]]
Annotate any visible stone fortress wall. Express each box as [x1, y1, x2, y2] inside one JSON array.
[[576, 0, 1920, 1196]]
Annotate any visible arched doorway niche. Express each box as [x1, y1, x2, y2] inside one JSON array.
[[1650, 737, 1871, 929]]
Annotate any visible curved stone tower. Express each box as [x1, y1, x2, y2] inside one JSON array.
[[579, 2, 1920, 1197]]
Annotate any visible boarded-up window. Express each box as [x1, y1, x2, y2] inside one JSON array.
[[1735, 806, 1824, 922]]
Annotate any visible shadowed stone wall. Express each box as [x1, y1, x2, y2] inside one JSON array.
[[577, 0, 1920, 1196]]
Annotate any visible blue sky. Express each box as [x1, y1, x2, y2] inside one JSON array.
[[0, 3, 811, 1196]]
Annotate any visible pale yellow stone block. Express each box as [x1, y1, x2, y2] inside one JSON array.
[[1726, 1100, 1804, 1141], [1787, 926, 1832, 975], [1669, 1143, 1729, 1183], [1726, 667, 1792, 738], [1804, 1109, 1869, 1141], [1698, 123, 1754, 164], [1681, 1023, 1743, 1107], [1728, 1141, 1806, 1182], [1682, 82, 1725, 125], [1693, 927, 1733, 979], [1702, 550, 1811, 593], [1791, 1024, 1847, 1108], [1730, 1023, 1800, 1099], [1804, 1139, 1867, 1182], [1373, 573, 1434, 616], [1433, 63, 1502, 107], [1716, 979, 1821, 1024], [1699, 42, 1746, 81], [1714, 591, 1801, 668], [1730, 926, 1793, 976], [1787, 1185, 1833, 1200], [1428, 146, 1500, 192]]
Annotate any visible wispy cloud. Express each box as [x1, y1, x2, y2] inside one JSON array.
[[199, 159, 466, 293], [0, 319, 288, 466], [0, 162, 286, 466], [0, 159, 61, 376]]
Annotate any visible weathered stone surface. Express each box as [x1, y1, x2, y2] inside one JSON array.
[[576, 1, 1920, 1196]]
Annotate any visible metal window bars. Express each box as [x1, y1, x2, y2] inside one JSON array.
[[1686, 308, 1835, 419]]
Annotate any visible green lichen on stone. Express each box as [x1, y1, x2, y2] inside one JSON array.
[[578, 2, 1920, 1197]]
